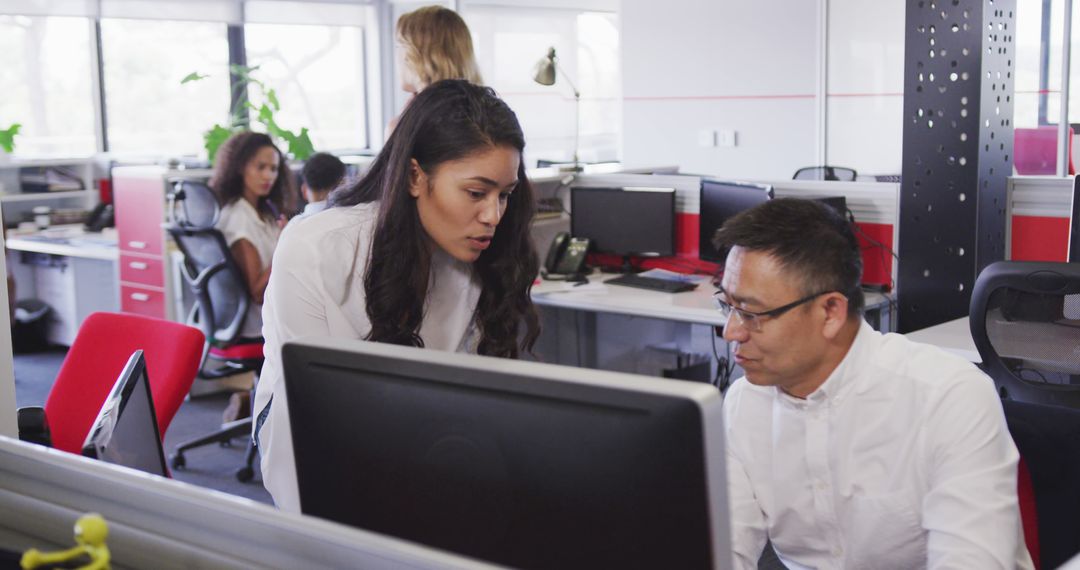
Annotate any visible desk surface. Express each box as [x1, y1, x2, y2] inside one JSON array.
[[532, 272, 723, 326], [904, 316, 981, 363], [532, 272, 891, 328], [4, 224, 118, 261]]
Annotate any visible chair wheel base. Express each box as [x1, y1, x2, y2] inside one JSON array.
[[170, 453, 186, 470], [235, 466, 254, 482]]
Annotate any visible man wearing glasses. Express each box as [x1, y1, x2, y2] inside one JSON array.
[[714, 199, 1032, 569]]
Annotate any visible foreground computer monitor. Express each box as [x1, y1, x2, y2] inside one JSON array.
[[570, 186, 676, 258], [81, 350, 169, 476], [282, 338, 731, 569], [698, 179, 773, 262]]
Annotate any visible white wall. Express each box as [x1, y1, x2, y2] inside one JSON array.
[[620, 0, 821, 179], [620, 0, 905, 180], [826, 0, 905, 176]]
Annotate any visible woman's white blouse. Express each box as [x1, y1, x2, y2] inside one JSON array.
[[216, 198, 281, 338], [254, 202, 481, 512]]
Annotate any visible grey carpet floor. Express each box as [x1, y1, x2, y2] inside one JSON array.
[[13, 346, 272, 505]]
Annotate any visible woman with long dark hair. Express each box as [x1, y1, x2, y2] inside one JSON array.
[[254, 80, 540, 511], [210, 131, 295, 339]]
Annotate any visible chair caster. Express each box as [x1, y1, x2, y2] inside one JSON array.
[[235, 465, 254, 482], [170, 453, 186, 470]]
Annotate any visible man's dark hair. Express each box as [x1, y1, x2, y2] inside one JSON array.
[[712, 198, 865, 316], [302, 152, 346, 193]]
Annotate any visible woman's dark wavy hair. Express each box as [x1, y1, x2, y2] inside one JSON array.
[[331, 79, 539, 358], [209, 131, 296, 220]]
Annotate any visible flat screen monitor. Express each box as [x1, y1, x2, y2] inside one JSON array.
[[81, 350, 168, 476], [698, 179, 773, 262], [1071, 175, 1080, 263], [570, 186, 676, 257], [283, 338, 730, 569]]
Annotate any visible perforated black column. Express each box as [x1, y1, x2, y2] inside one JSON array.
[[898, 0, 1015, 333]]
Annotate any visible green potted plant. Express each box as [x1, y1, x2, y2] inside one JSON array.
[[182, 65, 314, 164], [0, 123, 20, 162]]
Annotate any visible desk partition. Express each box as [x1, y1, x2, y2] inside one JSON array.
[[1006, 176, 1073, 262], [0, 436, 490, 569]]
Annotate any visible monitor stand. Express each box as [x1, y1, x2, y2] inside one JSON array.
[[598, 256, 641, 274]]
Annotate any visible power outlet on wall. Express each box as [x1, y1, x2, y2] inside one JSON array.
[[718, 129, 737, 147], [697, 129, 717, 147]]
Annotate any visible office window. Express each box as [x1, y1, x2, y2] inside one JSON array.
[[0, 15, 97, 157], [1014, 0, 1045, 129], [100, 18, 230, 156], [463, 6, 621, 166], [244, 23, 369, 152]]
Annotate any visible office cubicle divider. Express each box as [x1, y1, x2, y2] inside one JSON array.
[[0, 436, 492, 569]]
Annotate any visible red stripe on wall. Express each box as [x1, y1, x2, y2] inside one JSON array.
[[1011, 215, 1069, 262], [826, 92, 904, 98], [624, 93, 815, 102], [586, 214, 894, 287]]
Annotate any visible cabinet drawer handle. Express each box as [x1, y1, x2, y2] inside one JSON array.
[[128, 261, 148, 270], [128, 240, 147, 249], [130, 292, 150, 302]]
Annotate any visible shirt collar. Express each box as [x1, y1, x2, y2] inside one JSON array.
[[776, 319, 876, 409], [303, 200, 327, 215]]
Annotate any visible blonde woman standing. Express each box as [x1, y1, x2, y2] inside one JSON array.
[[388, 5, 482, 135]]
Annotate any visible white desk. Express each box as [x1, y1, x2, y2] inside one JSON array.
[[904, 316, 981, 363], [530, 272, 892, 375], [6, 225, 118, 261], [5, 225, 119, 345], [532, 273, 723, 326]]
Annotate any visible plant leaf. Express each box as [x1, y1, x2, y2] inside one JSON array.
[[266, 88, 280, 111], [289, 128, 315, 161], [0, 123, 21, 153], [257, 104, 275, 127], [204, 124, 236, 165], [180, 72, 209, 84]]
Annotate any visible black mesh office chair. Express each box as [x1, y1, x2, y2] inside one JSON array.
[[969, 260, 1080, 567], [166, 179, 264, 482], [792, 166, 858, 181], [970, 261, 1080, 407]]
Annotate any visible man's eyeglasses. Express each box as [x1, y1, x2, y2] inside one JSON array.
[[712, 287, 839, 332]]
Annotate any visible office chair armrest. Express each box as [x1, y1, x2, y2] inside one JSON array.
[[17, 406, 52, 447]]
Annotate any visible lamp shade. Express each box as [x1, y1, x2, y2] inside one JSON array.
[[532, 47, 557, 86]]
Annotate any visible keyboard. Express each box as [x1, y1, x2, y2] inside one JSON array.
[[605, 273, 698, 294]]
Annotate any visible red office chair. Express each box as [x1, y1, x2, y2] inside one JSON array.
[[22, 312, 204, 455]]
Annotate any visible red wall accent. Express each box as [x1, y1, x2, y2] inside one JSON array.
[[856, 222, 894, 287], [587, 213, 895, 287], [1011, 215, 1069, 262]]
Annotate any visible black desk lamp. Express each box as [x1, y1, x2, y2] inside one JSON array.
[[533, 47, 582, 172]]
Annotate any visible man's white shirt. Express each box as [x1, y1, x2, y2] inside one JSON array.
[[723, 320, 1034, 569]]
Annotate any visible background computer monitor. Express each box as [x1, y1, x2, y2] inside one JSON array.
[[570, 186, 676, 257], [698, 179, 773, 263], [81, 350, 168, 476], [283, 338, 730, 569]]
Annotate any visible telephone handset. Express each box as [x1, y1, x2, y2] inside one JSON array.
[[84, 203, 115, 233], [542, 231, 590, 280]]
